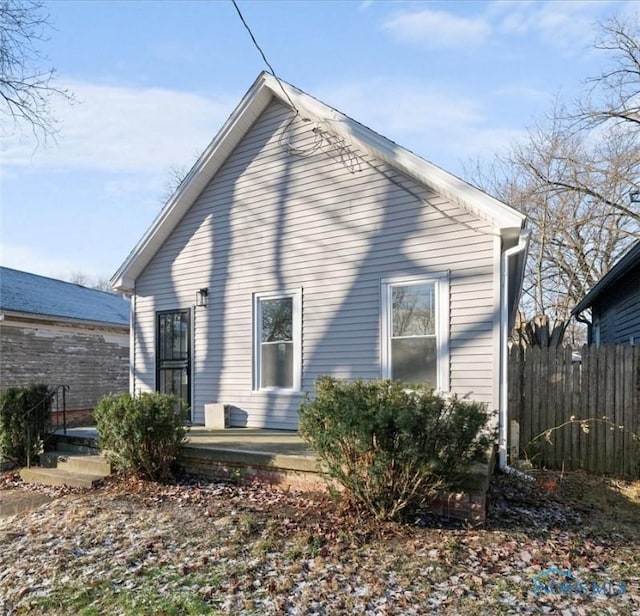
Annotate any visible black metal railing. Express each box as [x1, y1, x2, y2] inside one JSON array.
[[24, 384, 70, 467], [49, 384, 70, 435]]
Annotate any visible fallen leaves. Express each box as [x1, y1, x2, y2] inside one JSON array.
[[0, 471, 638, 614]]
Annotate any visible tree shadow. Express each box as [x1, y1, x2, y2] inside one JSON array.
[[486, 468, 640, 540]]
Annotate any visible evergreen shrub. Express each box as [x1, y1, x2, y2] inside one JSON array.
[[299, 377, 492, 520], [0, 383, 52, 467], [94, 392, 188, 481]]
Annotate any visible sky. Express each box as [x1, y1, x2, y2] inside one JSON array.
[[1, 0, 636, 283]]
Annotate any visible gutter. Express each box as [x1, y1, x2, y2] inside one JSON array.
[[0, 309, 129, 331], [499, 231, 534, 479]]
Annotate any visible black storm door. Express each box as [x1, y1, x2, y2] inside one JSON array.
[[157, 310, 191, 415]]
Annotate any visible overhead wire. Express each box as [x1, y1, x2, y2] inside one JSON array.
[[230, 0, 483, 233], [278, 114, 323, 157], [230, 0, 299, 113], [312, 124, 362, 173]]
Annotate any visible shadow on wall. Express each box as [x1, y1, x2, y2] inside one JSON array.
[[139, 103, 501, 428]]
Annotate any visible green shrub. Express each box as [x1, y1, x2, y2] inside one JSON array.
[[0, 383, 52, 467], [94, 392, 188, 481], [299, 377, 492, 521]]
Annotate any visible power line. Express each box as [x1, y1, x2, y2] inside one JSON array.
[[229, 0, 481, 233], [231, 0, 299, 113]]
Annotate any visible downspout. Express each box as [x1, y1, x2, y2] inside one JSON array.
[[499, 231, 533, 479], [130, 291, 136, 395], [574, 311, 592, 343]]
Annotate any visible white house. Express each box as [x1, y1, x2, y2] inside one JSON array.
[[112, 72, 528, 443]]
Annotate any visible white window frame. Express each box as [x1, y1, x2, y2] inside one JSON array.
[[380, 274, 450, 392], [253, 288, 302, 392]]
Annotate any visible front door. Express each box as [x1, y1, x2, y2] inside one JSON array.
[[157, 310, 191, 416]]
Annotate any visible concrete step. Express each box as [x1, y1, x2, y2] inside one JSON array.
[[53, 441, 99, 455], [60, 454, 111, 476], [39, 452, 111, 476], [40, 450, 70, 468], [27, 451, 112, 489], [19, 467, 106, 489]]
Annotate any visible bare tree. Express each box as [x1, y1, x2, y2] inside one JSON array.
[[160, 156, 203, 204], [65, 271, 115, 293], [0, 0, 71, 138], [578, 16, 640, 130], [471, 17, 640, 346]]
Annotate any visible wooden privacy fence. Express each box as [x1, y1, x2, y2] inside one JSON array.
[[509, 344, 640, 477]]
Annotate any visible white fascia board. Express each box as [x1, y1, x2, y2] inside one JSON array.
[[112, 72, 525, 290], [0, 309, 129, 331], [354, 132, 525, 232], [110, 74, 275, 289], [111, 276, 135, 293]]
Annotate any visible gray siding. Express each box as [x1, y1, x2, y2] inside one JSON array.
[[134, 100, 499, 429], [0, 319, 129, 410], [593, 264, 640, 345]]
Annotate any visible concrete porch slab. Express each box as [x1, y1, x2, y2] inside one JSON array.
[[54, 426, 314, 454], [48, 426, 493, 523], [186, 427, 316, 455]]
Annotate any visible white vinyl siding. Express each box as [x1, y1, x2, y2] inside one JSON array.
[[133, 99, 498, 429]]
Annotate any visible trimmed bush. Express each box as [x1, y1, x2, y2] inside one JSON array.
[[299, 377, 492, 521], [0, 383, 52, 467], [94, 392, 188, 481]]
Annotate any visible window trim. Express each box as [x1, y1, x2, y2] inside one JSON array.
[[253, 288, 302, 392], [380, 274, 449, 392]]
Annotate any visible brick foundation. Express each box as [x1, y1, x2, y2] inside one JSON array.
[[52, 409, 95, 428], [180, 459, 329, 492], [429, 491, 487, 525], [178, 448, 487, 524], [178, 449, 328, 492]]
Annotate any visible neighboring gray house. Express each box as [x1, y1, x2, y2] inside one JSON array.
[[112, 72, 528, 438], [572, 239, 640, 345], [0, 267, 130, 417]]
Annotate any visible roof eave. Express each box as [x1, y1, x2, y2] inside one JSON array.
[[265, 74, 526, 233], [112, 72, 526, 288], [110, 72, 276, 288], [340, 121, 525, 232], [111, 276, 135, 294], [571, 240, 640, 317], [0, 309, 129, 330]]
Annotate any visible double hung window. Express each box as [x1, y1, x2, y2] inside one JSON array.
[[254, 290, 301, 391], [382, 277, 449, 390]]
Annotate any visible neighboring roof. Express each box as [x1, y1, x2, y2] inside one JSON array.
[[112, 72, 526, 291], [0, 267, 129, 327], [572, 239, 640, 316]]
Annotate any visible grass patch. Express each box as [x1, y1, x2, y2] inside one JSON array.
[[30, 567, 225, 615]]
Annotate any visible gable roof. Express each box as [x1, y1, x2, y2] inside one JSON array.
[[111, 72, 526, 292], [572, 239, 640, 317], [0, 267, 129, 327]]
